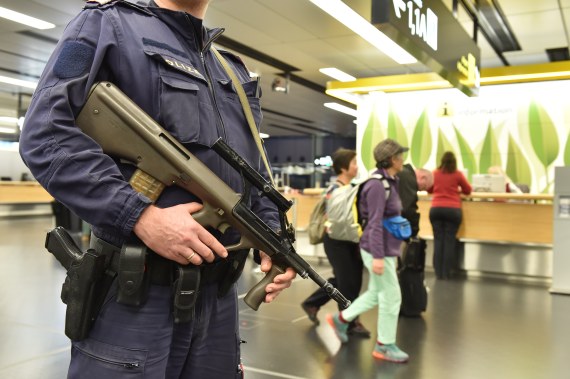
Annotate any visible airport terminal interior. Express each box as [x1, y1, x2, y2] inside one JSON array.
[[3, 0, 570, 378], [1, 216, 569, 379]]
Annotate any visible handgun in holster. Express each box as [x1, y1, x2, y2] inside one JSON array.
[[45, 227, 116, 341]]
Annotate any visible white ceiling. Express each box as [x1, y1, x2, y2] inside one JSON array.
[[0, 0, 569, 139]]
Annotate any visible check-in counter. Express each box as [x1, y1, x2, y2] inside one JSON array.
[[0, 181, 53, 216], [417, 193, 553, 280], [418, 193, 553, 244], [282, 188, 324, 231]]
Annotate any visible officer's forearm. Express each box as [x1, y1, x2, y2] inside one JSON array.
[[75, 82, 351, 311]]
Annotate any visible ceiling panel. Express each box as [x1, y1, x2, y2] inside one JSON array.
[[0, 0, 566, 140], [497, 0, 560, 14], [507, 10, 568, 54]]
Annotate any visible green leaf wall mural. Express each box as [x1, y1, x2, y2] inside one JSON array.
[[454, 126, 477, 180], [410, 109, 432, 168], [565, 133, 570, 166], [479, 122, 502, 174], [506, 133, 532, 187], [436, 129, 455, 167], [387, 107, 408, 160], [357, 83, 569, 194], [528, 101, 559, 191], [528, 101, 559, 168], [361, 105, 384, 171]]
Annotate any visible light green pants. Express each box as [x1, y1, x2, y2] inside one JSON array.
[[341, 251, 401, 344]]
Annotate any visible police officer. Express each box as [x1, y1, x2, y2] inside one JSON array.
[[19, 0, 296, 378]]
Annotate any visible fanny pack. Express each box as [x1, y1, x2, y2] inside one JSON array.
[[383, 216, 412, 240]]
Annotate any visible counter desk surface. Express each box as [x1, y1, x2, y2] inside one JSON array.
[[279, 190, 554, 245], [0, 181, 53, 204], [418, 192, 553, 245]]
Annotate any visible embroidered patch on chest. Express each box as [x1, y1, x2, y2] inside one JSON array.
[[163, 58, 205, 81], [142, 37, 205, 81]]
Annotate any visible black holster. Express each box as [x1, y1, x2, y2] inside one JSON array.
[[60, 248, 109, 341], [55, 235, 118, 341]]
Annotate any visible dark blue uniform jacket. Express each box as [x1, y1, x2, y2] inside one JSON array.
[[19, 0, 278, 247]]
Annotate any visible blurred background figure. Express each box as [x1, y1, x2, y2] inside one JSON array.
[[398, 164, 433, 237], [301, 148, 370, 338], [487, 166, 526, 193], [327, 139, 410, 363], [428, 152, 472, 280]]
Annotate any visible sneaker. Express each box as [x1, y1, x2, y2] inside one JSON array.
[[372, 343, 409, 363], [301, 303, 320, 326], [347, 320, 371, 339], [326, 313, 349, 343]]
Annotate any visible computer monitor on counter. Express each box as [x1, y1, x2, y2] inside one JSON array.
[[472, 174, 506, 193]]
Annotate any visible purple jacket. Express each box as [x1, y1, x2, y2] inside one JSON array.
[[358, 169, 403, 259]]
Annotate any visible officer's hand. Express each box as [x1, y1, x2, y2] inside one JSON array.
[[259, 251, 296, 303], [133, 203, 228, 265], [372, 258, 385, 275]]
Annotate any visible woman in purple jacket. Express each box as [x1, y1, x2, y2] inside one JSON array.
[[327, 138, 410, 363]]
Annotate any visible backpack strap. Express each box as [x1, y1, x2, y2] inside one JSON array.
[[356, 173, 392, 230], [369, 173, 390, 200]]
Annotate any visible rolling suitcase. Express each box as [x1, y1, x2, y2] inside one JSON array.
[[398, 237, 428, 317]]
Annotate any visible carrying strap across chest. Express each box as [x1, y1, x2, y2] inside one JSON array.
[[211, 47, 274, 185]]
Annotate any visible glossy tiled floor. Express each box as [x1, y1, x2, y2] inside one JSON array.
[[1, 215, 569, 379]]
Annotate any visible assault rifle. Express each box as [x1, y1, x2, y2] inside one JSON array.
[[75, 81, 350, 311]]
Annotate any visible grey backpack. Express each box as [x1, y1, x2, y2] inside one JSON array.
[[326, 174, 390, 243], [307, 195, 327, 245]]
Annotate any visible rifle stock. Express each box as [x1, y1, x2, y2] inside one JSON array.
[[75, 81, 350, 310]]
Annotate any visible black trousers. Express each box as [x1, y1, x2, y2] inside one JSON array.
[[429, 207, 462, 279], [303, 234, 363, 311]]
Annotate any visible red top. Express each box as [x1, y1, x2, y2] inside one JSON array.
[[428, 169, 472, 208]]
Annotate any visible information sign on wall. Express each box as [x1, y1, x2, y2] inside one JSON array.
[[372, 0, 481, 96]]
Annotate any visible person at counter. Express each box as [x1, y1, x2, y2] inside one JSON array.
[[428, 152, 472, 280], [301, 148, 370, 338], [398, 164, 433, 237]]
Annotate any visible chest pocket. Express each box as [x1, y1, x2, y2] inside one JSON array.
[[158, 75, 213, 145], [145, 48, 218, 146], [216, 78, 262, 133]]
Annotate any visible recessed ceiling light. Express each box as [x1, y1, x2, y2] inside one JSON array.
[[319, 68, 356, 82], [0, 6, 55, 30], [0, 75, 37, 89], [324, 102, 358, 117], [310, 0, 417, 64], [0, 127, 17, 134]]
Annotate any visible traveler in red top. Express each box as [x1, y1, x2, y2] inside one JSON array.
[[427, 151, 472, 280]]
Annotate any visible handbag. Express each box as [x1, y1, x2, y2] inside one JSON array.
[[382, 215, 412, 240]]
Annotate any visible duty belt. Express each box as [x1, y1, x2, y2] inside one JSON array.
[[90, 235, 244, 288]]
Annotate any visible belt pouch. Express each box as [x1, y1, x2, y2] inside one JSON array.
[[117, 244, 150, 306], [173, 265, 201, 323]]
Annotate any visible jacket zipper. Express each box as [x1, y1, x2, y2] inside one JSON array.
[[185, 17, 226, 142], [187, 17, 230, 179]]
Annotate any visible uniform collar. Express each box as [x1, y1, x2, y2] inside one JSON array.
[[145, 2, 224, 52]]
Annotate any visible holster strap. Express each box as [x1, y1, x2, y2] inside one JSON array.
[[90, 234, 121, 272]]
